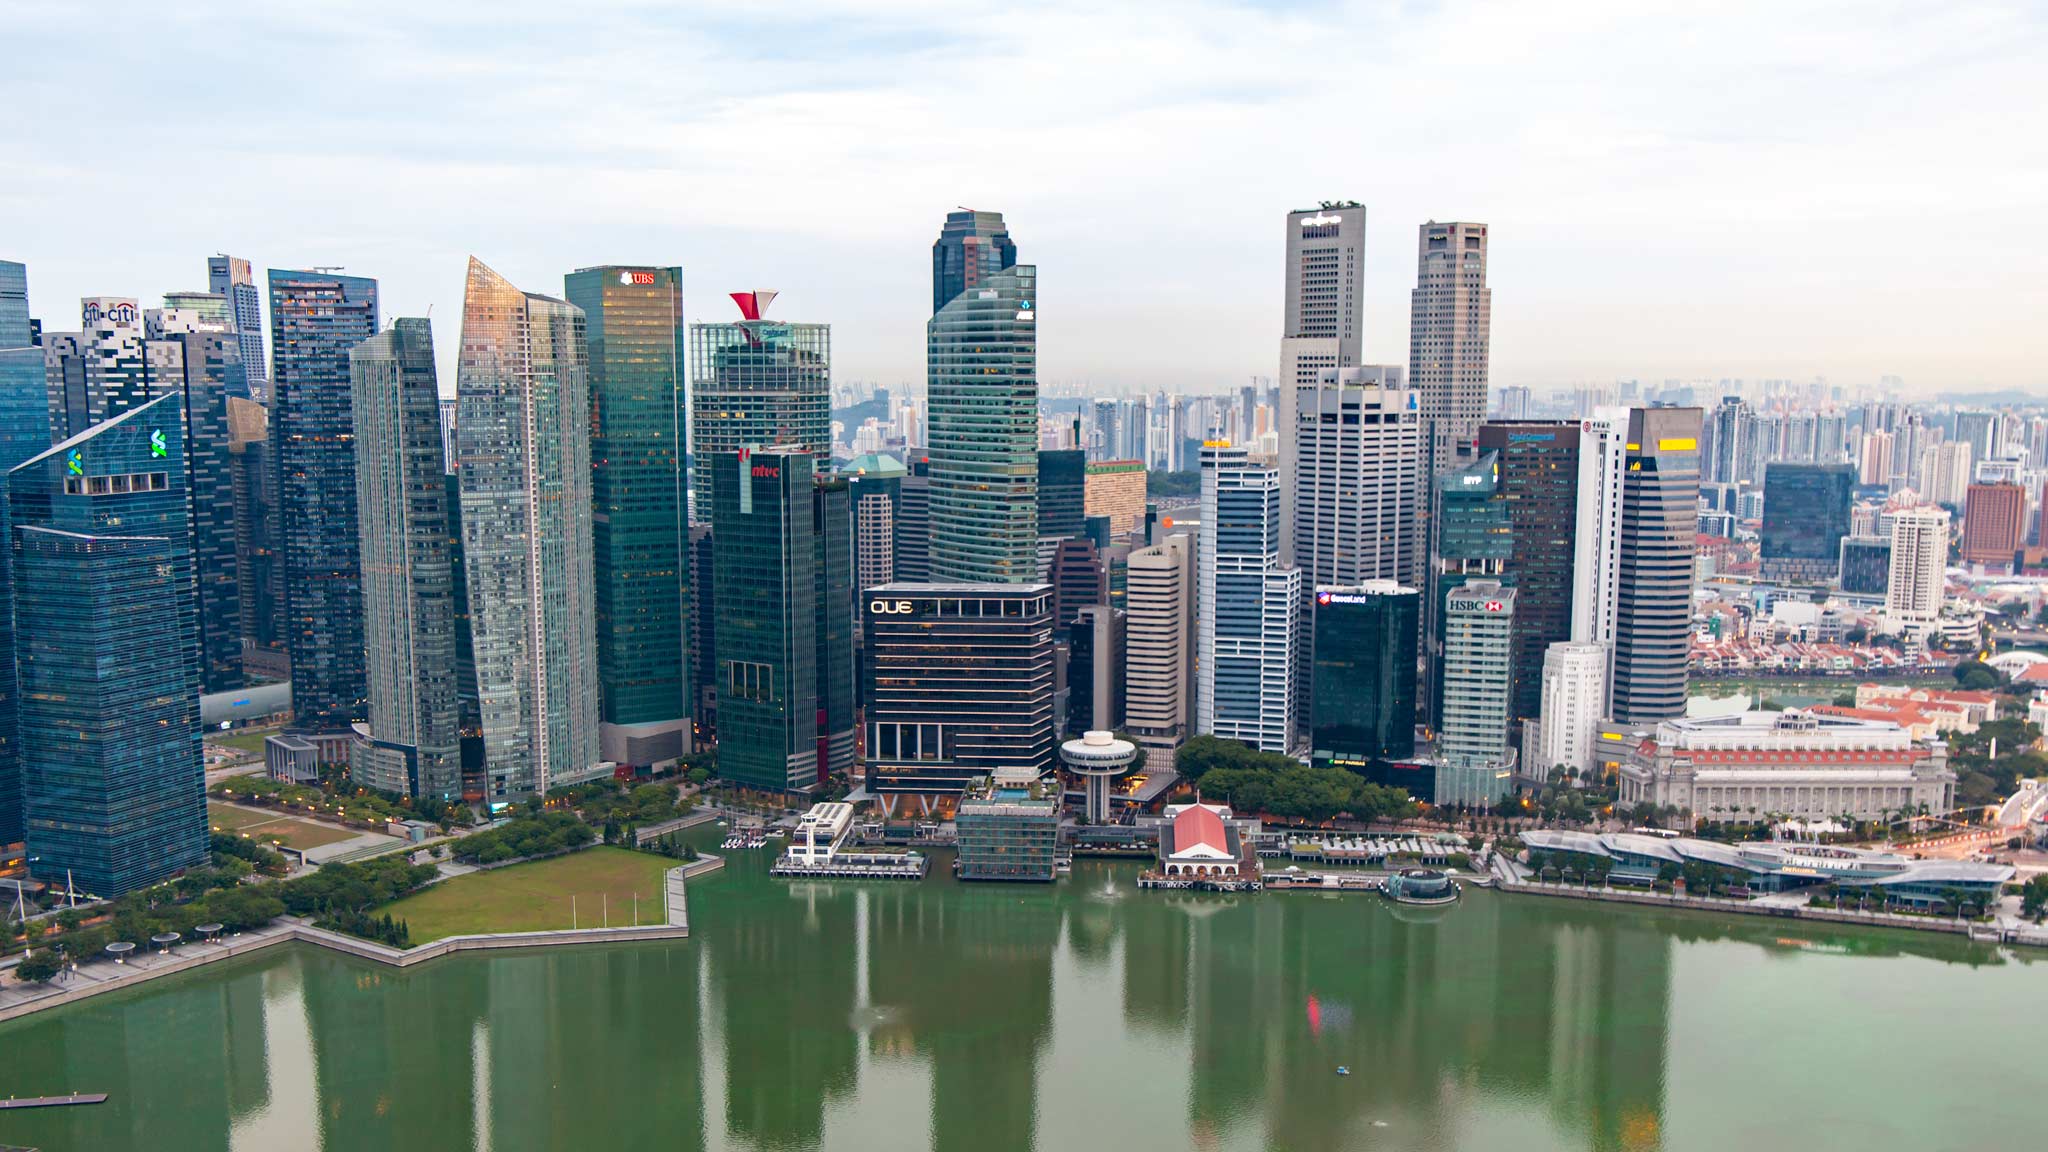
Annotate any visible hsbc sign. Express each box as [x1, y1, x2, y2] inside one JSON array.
[[1449, 598, 1508, 614]]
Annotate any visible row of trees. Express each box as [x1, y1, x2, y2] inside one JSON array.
[[450, 811, 595, 865], [1175, 737, 1417, 825]]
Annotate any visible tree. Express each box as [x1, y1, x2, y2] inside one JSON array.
[[14, 949, 62, 983], [2021, 875, 2048, 922]]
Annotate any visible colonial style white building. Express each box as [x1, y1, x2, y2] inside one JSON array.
[[1617, 710, 1954, 823]]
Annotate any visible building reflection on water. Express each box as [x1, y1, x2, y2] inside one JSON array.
[[0, 855, 2025, 1152]]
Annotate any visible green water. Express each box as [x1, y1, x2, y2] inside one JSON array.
[[3, 841, 2041, 1152]]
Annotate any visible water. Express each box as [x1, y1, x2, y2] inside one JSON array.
[[4, 840, 2041, 1152]]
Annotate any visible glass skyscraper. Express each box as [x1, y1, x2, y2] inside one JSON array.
[[269, 269, 379, 729], [349, 319, 461, 800], [927, 261, 1039, 582], [1760, 462, 1855, 583], [456, 258, 602, 802], [1196, 442, 1299, 754], [1310, 582, 1419, 769], [10, 394, 207, 896], [208, 255, 268, 402], [1612, 408, 1702, 723], [1476, 421, 1587, 739], [1036, 448, 1086, 539], [710, 449, 854, 794], [931, 209, 1017, 316], [566, 266, 690, 768], [0, 259, 50, 847], [1428, 451, 1512, 726], [688, 299, 830, 523]]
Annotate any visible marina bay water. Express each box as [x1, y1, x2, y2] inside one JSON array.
[[3, 841, 2041, 1152]]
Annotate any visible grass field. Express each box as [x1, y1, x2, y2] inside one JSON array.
[[377, 846, 674, 943], [205, 729, 275, 756], [207, 801, 362, 851]]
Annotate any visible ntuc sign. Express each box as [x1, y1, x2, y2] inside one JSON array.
[[751, 464, 780, 479]]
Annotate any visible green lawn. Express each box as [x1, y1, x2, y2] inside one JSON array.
[[207, 801, 363, 851], [207, 729, 274, 755], [377, 846, 674, 943]]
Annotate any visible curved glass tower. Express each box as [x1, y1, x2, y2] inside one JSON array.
[[926, 264, 1038, 583]]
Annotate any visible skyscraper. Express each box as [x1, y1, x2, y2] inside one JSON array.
[[1279, 202, 1364, 387], [10, 394, 207, 896], [845, 453, 907, 594], [1535, 642, 1608, 782], [348, 319, 461, 801], [927, 256, 1038, 583], [1124, 533, 1193, 769], [1036, 448, 1086, 539], [1437, 579, 1516, 807], [226, 396, 284, 680], [43, 296, 151, 438], [565, 265, 690, 769], [931, 209, 1018, 316], [1476, 421, 1588, 736], [894, 457, 931, 582], [711, 448, 855, 794], [1428, 451, 1513, 726], [0, 259, 50, 848], [455, 258, 601, 802], [1309, 582, 1419, 769], [1884, 506, 1949, 633], [1610, 408, 1702, 724], [1759, 462, 1855, 582], [269, 269, 379, 729], [1409, 221, 1492, 472], [687, 291, 830, 520], [207, 255, 268, 402], [1197, 443, 1298, 754]]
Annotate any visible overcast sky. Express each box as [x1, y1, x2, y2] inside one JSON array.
[[6, 0, 2045, 396]]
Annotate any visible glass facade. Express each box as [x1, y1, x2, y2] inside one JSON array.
[[1430, 451, 1511, 725], [931, 209, 1018, 316], [927, 265, 1039, 583], [269, 270, 379, 728], [349, 319, 461, 800], [226, 397, 284, 678], [1476, 422, 1584, 736], [9, 394, 206, 896], [456, 258, 602, 800], [955, 773, 1060, 882], [565, 267, 689, 754], [0, 260, 49, 846], [1612, 408, 1702, 724], [1310, 583, 1419, 768], [687, 318, 830, 523], [148, 322, 248, 694], [1760, 462, 1855, 581], [208, 255, 268, 401], [1036, 448, 1085, 539], [1839, 536, 1891, 597]]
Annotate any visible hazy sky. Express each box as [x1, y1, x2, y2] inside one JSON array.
[[6, 0, 2045, 396]]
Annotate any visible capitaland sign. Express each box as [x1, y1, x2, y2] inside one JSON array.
[[1299, 213, 1343, 227], [1316, 591, 1376, 606]]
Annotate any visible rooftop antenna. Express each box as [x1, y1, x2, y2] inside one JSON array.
[[310, 265, 346, 274]]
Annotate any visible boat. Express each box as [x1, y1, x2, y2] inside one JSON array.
[[1336, 1066, 1351, 1077]]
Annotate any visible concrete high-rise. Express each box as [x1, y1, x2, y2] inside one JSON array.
[[1919, 440, 1974, 509], [1610, 407, 1702, 724], [1961, 482, 2026, 571], [687, 291, 830, 521], [927, 257, 1038, 583], [1197, 443, 1298, 754], [1287, 367, 1423, 588], [1124, 533, 1193, 768], [10, 394, 206, 897], [845, 453, 906, 594], [455, 258, 602, 802], [566, 265, 690, 769], [1309, 582, 1419, 769], [931, 209, 1018, 317], [0, 259, 50, 848], [269, 269, 379, 729], [1428, 451, 1512, 725], [1437, 579, 1516, 807], [348, 319, 461, 801], [1279, 202, 1364, 390], [1885, 505, 1950, 635], [1570, 409, 1629, 650], [1535, 642, 1608, 782], [1409, 221, 1492, 472], [207, 255, 268, 402]]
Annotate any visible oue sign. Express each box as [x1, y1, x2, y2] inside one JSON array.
[[870, 600, 914, 615]]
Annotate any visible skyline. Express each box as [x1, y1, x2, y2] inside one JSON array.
[[5, 1, 2044, 395]]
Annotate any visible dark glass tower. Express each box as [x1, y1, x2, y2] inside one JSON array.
[[1760, 462, 1855, 583], [1428, 451, 1511, 726], [566, 266, 690, 768], [0, 259, 50, 847], [269, 270, 378, 729], [10, 394, 206, 897], [1310, 582, 1420, 769], [710, 449, 854, 793], [1036, 448, 1086, 539], [1476, 421, 1584, 737], [931, 209, 1018, 316], [146, 315, 248, 693], [1612, 408, 1702, 723], [687, 301, 830, 522]]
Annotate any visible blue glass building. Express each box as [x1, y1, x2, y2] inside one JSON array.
[[0, 259, 51, 847], [10, 393, 207, 897]]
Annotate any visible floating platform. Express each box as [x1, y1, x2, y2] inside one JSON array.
[[772, 851, 928, 880], [0, 1093, 108, 1110]]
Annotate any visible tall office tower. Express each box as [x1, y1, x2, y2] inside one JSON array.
[[0, 260, 50, 848], [455, 258, 602, 801], [1409, 221, 1492, 473], [1838, 536, 1892, 597], [1196, 443, 1299, 753], [863, 582, 1055, 816], [1123, 533, 1192, 767], [931, 209, 1017, 316], [1084, 458, 1147, 539], [1280, 202, 1364, 380], [43, 297, 151, 438], [687, 292, 830, 520], [269, 269, 378, 729], [1037, 448, 1086, 538], [687, 524, 718, 736], [711, 449, 854, 793], [9, 394, 206, 897], [1884, 506, 1949, 632], [1289, 367, 1424, 587], [895, 457, 931, 581], [1428, 451, 1512, 724], [155, 291, 235, 335], [1707, 397, 1745, 484], [1066, 604, 1125, 734], [207, 255, 268, 402], [565, 265, 690, 770], [845, 453, 906, 593], [1047, 535, 1107, 631], [1476, 421, 1590, 738], [437, 397, 459, 472], [346, 320, 461, 800], [1437, 579, 1516, 806], [1535, 641, 1607, 782], [225, 396, 284, 680], [1918, 440, 1974, 508], [1570, 409, 1628, 649], [1494, 385, 1532, 420], [1758, 463, 1856, 583], [1126, 396, 1149, 462], [1953, 410, 1997, 463], [1858, 429, 1895, 487], [1961, 482, 2026, 571], [1309, 582, 1419, 770], [1815, 410, 1849, 463], [1610, 407, 1702, 724], [1087, 398, 1117, 460], [927, 258, 1038, 582]]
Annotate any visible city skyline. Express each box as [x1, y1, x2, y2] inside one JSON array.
[[6, 3, 2043, 394]]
